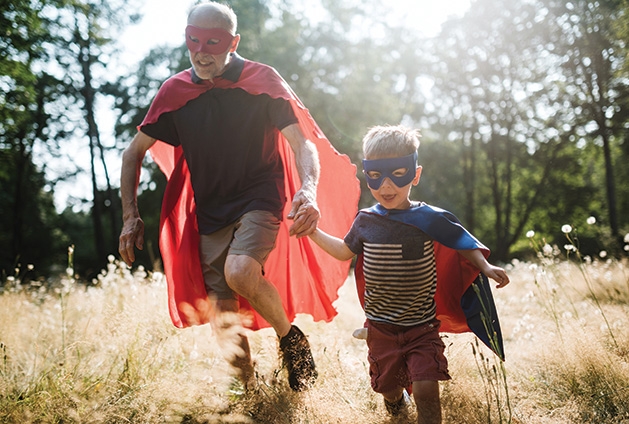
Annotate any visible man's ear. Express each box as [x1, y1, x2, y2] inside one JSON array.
[[412, 166, 422, 185], [230, 34, 241, 52]]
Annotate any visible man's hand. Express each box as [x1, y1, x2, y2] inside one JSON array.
[[119, 131, 155, 267], [287, 190, 320, 238], [118, 217, 145, 266]]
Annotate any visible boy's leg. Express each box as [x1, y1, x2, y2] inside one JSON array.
[[403, 321, 449, 423], [365, 320, 413, 415], [412, 380, 441, 424], [382, 387, 410, 415], [382, 388, 404, 403]]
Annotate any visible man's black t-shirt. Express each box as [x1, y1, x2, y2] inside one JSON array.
[[141, 55, 298, 234]]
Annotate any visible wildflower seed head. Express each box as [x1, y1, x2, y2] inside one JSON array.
[[586, 216, 596, 225], [543, 244, 553, 256], [526, 230, 535, 238], [624, 233, 629, 243], [564, 244, 575, 252], [561, 225, 572, 234], [599, 250, 607, 258], [624, 245, 629, 252]]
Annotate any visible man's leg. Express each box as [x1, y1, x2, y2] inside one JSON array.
[[213, 298, 254, 385], [200, 230, 254, 385], [223, 210, 317, 391], [225, 254, 317, 391], [224, 254, 290, 335]]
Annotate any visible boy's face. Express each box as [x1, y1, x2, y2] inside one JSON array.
[[363, 153, 422, 210]]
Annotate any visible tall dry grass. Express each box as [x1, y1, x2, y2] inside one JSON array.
[[1, 238, 629, 423]]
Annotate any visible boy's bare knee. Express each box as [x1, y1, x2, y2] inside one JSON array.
[[412, 381, 442, 424]]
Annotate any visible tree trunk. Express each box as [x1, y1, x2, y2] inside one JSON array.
[[462, 129, 477, 233], [76, 21, 106, 261], [11, 135, 27, 268], [601, 132, 619, 238]]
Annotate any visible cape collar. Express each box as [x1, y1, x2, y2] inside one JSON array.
[[368, 201, 423, 216]]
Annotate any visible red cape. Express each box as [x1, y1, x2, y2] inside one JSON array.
[[355, 244, 485, 333], [141, 59, 360, 329]]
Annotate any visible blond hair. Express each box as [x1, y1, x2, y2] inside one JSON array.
[[362, 125, 421, 159]]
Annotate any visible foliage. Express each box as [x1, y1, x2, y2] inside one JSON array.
[[541, 0, 628, 249], [0, 0, 68, 277], [3, 0, 629, 276], [0, 149, 67, 277], [46, 0, 143, 263]]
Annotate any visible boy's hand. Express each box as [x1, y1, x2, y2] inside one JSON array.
[[482, 265, 510, 288]]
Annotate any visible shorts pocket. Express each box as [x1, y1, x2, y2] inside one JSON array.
[[431, 339, 449, 375]]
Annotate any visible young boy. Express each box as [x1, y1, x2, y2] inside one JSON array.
[[307, 125, 510, 424]]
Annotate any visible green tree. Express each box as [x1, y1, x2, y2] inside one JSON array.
[[47, 0, 141, 267], [110, 0, 433, 270], [0, 0, 69, 276], [425, 0, 578, 260], [542, 0, 628, 248]]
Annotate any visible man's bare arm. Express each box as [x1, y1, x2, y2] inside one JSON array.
[[281, 123, 321, 238], [118, 131, 157, 266]]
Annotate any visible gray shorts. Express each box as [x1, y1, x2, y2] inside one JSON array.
[[199, 210, 281, 300]]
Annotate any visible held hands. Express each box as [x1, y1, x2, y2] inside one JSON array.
[[287, 189, 320, 238], [118, 217, 145, 266]]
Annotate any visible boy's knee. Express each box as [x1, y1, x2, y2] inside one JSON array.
[[412, 380, 441, 405]]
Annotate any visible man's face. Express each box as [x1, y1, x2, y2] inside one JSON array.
[[186, 24, 239, 81]]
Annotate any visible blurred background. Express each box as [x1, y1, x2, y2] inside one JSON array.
[[2, 0, 628, 280]]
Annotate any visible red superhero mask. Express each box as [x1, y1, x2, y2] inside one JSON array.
[[185, 25, 235, 55]]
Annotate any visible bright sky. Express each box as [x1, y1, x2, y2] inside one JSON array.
[[117, 0, 471, 65], [54, 0, 471, 211]]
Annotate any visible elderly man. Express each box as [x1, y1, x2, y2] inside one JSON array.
[[119, 1, 358, 391]]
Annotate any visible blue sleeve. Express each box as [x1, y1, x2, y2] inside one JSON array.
[[343, 214, 363, 255]]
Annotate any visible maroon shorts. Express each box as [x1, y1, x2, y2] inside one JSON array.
[[366, 319, 451, 394]]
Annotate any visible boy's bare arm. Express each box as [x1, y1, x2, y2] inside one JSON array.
[[309, 228, 355, 262], [458, 249, 510, 288]]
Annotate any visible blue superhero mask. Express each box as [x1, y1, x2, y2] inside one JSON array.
[[362, 152, 418, 190]]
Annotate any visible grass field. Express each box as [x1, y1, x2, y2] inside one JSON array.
[[1, 241, 629, 423]]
